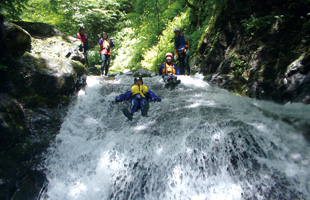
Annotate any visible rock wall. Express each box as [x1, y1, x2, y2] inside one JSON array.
[[197, 0, 310, 104], [0, 22, 88, 200]]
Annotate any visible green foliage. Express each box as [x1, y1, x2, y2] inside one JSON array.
[[21, 0, 131, 47], [111, 26, 143, 71], [141, 11, 189, 71], [113, 0, 186, 71], [231, 56, 248, 76], [15, 0, 223, 72], [0, 0, 29, 20], [241, 15, 275, 36], [0, 64, 8, 71], [87, 45, 101, 68]]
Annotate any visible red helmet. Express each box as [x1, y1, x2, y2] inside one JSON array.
[[165, 52, 173, 58]]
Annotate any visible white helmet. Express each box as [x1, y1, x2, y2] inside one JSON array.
[[173, 27, 181, 32], [165, 52, 173, 58]]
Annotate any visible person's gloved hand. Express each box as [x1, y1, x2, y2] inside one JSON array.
[[174, 55, 178, 61], [86, 50, 89, 55], [163, 76, 168, 82], [151, 97, 161, 102], [115, 96, 121, 102], [186, 50, 190, 56]]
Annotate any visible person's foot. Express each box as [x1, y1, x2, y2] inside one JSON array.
[[141, 102, 149, 117], [176, 79, 181, 85], [122, 108, 133, 121], [165, 81, 173, 89]]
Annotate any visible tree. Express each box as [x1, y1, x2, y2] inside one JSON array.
[[0, 0, 29, 20]]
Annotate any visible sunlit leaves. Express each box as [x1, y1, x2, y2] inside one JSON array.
[[0, 0, 29, 20]]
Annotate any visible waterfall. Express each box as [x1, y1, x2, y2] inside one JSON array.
[[39, 74, 310, 200]]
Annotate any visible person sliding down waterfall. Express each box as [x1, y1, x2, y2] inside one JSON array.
[[115, 77, 161, 121], [98, 32, 114, 77], [174, 27, 190, 75], [159, 52, 181, 89]]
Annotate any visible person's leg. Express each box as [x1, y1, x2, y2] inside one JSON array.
[[84, 49, 89, 67], [104, 55, 111, 76], [100, 54, 107, 75], [130, 99, 140, 114], [167, 75, 173, 82], [178, 53, 185, 75], [122, 108, 133, 120], [185, 53, 190, 75], [141, 98, 149, 117]]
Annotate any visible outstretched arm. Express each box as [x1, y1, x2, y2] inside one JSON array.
[[159, 63, 164, 76], [147, 90, 161, 102], [115, 91, 132, 102], [174, 64, 180, 75]]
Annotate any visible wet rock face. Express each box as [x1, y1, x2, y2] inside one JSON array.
[[196, 0, 310, 104], [0, 93, 66, 200], [0, 22, 88, 200], [280, 54, 310, 103]]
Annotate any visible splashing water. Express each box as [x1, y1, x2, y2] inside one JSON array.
[[39, 75, 310, 200]]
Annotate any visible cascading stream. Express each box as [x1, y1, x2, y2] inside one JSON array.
[[39, 74, 310, 200]]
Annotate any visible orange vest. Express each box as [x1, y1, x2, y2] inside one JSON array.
[[162, 62, 176, 75]]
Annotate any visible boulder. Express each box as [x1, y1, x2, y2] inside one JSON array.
[[0, 22, 88, 200], [133, 68, 156, 77], [31, 35, 85, 64], [3, 22, 31, 57], [209, 74, 247, 95], [279, 54, 310, 103], [13, 21, 65, 38], [88, 65, 101, 75]]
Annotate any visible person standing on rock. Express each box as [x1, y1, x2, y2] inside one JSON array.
[[74, 26, 89, 66], [98, 32, 114, 77], [174, 27, 190, 75]]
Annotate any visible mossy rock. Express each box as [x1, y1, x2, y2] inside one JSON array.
[[89, 65, 101, 75], [71, 60, 88, 76], [3, 22, 31, 57]]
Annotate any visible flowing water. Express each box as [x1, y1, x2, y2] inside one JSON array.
[[39, 75, 310, 200]]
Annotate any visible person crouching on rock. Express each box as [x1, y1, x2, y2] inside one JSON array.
[[159, 52, 181, 88], [115, 77, 161, 120], [98, 32, 114, 77]]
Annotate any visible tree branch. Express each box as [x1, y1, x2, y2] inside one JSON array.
[[184, 0, 197, 10]]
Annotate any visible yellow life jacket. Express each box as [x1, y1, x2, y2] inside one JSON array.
[[131, 85, 148, 98], [163, 62, 176, 75], [102, 39, 111, 49]]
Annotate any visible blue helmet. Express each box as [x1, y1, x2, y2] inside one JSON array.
[[79, 26, 85, 31]]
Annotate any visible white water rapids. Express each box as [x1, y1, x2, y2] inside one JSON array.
[[39, 74, 310, 200]]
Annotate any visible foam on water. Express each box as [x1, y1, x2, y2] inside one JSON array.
[[40, 75, 310, 200]]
